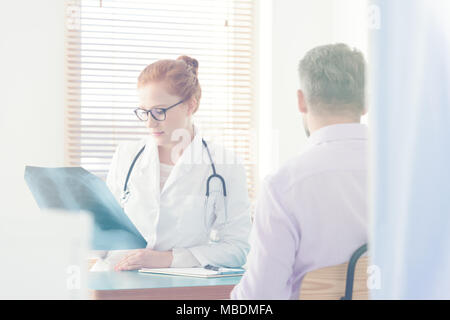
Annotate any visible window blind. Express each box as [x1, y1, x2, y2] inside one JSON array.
[[65, 0, 257, 200]]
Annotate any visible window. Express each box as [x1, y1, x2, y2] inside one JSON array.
[[65, 0, 256, 199]]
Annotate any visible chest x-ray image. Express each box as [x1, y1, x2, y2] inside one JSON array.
[[24, 166, 147, 250]]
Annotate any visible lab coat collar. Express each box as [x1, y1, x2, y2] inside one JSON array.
[[161, 125, 206, 193], [138, 134, 158, 172], [174, 124, 206, 169], [306, 123, 368, 147]]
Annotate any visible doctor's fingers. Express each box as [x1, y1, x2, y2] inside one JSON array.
[[115, 252, 146, 268], [122, 254, 145, 265], [121, 249, 144, 260], [116, 262, 142, 271], [114, 256, 137, 270], [114, 255, 143, 270], [115, 250, 144, 264]]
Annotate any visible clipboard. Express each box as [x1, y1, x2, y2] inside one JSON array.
[[138, 267, 245, 278]]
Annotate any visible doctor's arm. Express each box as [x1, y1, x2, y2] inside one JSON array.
[[188, 159, 252, 268], [230, 178, 299, 299]]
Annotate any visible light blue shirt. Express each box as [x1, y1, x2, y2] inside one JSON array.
[[231, 123, 369, 299]]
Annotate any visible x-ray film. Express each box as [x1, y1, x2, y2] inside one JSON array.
[[24, 166, 147, 250]]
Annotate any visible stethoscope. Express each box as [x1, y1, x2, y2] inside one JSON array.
[[120, 138, 228, 231]]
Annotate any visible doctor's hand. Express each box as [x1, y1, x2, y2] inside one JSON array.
[[114, 249, 173, 271]]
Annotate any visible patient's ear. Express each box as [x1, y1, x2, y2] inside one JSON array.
[[297, 89, 308, 114]]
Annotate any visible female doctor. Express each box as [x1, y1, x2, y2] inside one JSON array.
[[106, 56, 252, 271]]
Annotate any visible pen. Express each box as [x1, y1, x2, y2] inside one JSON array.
[[204, 264, 220, 271]]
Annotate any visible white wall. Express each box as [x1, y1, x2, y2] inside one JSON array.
[[0, 1, 92, 299], [257, 0, 368, 182], [0, 0, 66, 218]]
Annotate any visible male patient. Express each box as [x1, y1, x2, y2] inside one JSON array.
[[231, 43, 368, 299]]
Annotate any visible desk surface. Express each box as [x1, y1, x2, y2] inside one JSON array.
[[88, 270, 242, 291]]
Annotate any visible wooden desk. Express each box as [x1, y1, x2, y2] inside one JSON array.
[[88, 271, 242, 300]]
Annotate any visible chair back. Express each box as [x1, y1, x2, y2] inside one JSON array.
[[299, 244, 369, 300]]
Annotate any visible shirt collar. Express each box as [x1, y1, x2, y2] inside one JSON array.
[[306, 123, 368, 147]]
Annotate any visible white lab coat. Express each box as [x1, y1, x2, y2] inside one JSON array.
[[104, 127, 252, 268]]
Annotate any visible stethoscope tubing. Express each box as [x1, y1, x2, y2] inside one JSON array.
[[121, 138, 227, 202]]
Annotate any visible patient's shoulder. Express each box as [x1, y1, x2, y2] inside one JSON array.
[[268, 142, 367, 192]]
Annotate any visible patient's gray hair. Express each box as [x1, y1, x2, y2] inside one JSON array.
[[298, 43, 365, 116]]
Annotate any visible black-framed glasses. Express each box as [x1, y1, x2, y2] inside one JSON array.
[[134, 99, 185, 121]]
